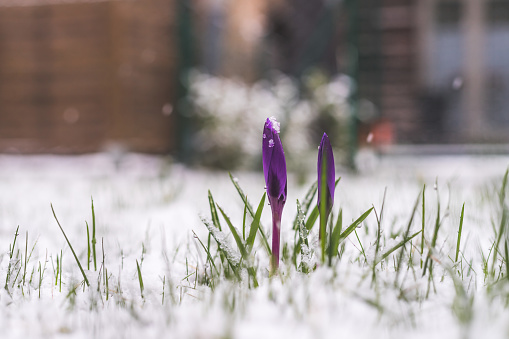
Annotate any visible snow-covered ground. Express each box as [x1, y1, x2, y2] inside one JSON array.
[[1, 153, 509, 339]]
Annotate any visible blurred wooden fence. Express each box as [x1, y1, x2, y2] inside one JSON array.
[[0, 0, 176, 153]]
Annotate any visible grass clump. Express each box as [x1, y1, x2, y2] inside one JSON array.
[[5, 166, 509, 338]]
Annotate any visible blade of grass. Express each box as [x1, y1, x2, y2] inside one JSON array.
[[505, 239, 509, 281], [208, 190, 222, 231], [246, 193, 266, 254], [51, 204, 89, 287], [394, 190, 421, 285], [293, 205, 327, 269], [242, 202, 247, 241], [329, 209, 343, 260], [443, 260, 474, 326], [23, 231, 28, 286], [491, 206, 507, 278], [55, 254, 60, 286], [375, 188, 387, 264], [229, 173, 271, 256], [297, 200, 311, 273], [86, 221, 91, 271], [101, 238, 106, 294], [136, 259, 144, 298], [208, 191, 227, 267], [375, 231, 422, 265], [91, 197, 97, 271], [338, 207, 373, 244], [26, 236, 38, 265], [499, 168, 509, 206], [354, 229, 367, 263], [12, 260, 22, 290], [202, 218, 242, 280], [371, 188, 387, 284], [327, 210, 334, 266], [217, 205, 248, 259], [292, 181, 317, 230], [105, 267, 109, 301], [423, 180, 441, 277], [455, 203, 465, 262], [491, 171, 509, 278], [421, 185, 426, 268], [216, 206, 259, 287], [59, 249, 63, 292], [305, 207, 319, 231], [4, 225, 20, 290], [38, 261, 42, 298]]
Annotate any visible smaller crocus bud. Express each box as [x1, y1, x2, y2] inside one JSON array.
[[262, 117, 287, 272], [317, 133, 335, 245]]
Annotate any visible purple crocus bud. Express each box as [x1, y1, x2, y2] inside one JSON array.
[[262, 117, 287, 271], [317, 133, 335, 239]]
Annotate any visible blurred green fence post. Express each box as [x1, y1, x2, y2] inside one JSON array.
[[346, 0, 359, 170]]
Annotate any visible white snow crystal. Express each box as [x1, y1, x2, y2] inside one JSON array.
[[268, 116, 280, 133]]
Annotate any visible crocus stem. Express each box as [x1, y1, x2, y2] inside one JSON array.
[[271, 209, 282, 272]]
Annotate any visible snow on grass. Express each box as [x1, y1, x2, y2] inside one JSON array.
[[1, 153, 509, 338]]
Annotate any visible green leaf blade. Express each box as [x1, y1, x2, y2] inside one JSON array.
[[338, 207, 373, 244], [246, 193, 266, 254]]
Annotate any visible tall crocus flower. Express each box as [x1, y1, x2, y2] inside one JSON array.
[[262, 117, 287, 271], [317, 133, 335, 257]]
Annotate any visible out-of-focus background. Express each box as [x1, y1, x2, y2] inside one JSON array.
[[1, 0, 508, 171]]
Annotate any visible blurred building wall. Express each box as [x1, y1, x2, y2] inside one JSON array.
[[375, 0, 509, 144], [266, 0, 509, 145], [0, 0, 176, 153], [417, 0, 509, 143]]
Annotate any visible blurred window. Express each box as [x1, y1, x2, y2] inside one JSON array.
[[430, 0, 465, 139], [436, 1, 463, 26], [487, 0, 509, 23], [485, 0, 509, 126]]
